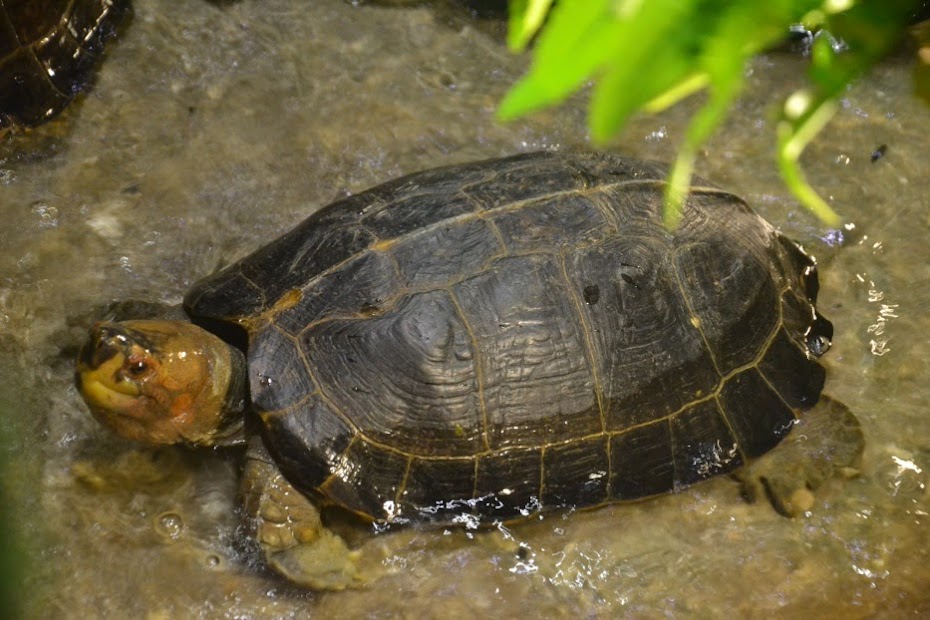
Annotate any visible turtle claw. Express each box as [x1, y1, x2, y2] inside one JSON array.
[[242, 437, 376, 590], [736, 395, 864, 517], [739, 463, 821, 517], [253, 493, 370, 590], [264, 531, 367, 591]]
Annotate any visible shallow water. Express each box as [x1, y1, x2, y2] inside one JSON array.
[[1, 0, 928, 617]]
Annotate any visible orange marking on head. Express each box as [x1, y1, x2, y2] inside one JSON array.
[[76, 320, 239, 446]]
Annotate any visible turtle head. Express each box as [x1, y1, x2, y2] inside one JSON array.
[[76, 320, 247, 447]]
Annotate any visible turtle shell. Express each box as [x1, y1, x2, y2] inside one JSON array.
[[0, 0, 128, 131], [185, 151, 833, 524]]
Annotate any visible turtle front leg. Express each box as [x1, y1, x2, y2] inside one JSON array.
[[241, 437, 366, 590], [736, 395, 864, 517]]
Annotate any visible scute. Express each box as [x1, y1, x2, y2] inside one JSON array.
[[401, 458, 476, 522], [183, 151, 832, 522], [186, 222, 378, 322], [491, 191, 614, 253], [609, 421, 675, 499], [452, 254, 601, 450], [248, 326, 315, 412], [0, 0, 127, 130], [670, 399, 743, 488], [261, 396, 355, 495], [184, 151, 669, 323], [317, 438, 408, 519], [474, 447, 542, 516], [541, 436, 610, 507], [392, 217, 503, 289], [302, 289, 484, 458], [718, 369, 797, 458], [757, 327, 826, 409], [674, 239, 780, 374], [566, 233, 719, 427]]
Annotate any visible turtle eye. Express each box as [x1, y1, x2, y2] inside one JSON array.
[[126, 359, 150, 377]]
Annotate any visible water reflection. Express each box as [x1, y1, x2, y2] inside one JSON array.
[[855, 273, 900, 357]]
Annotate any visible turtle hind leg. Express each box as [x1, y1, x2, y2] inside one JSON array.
[[240, 437, 367, 590], [736, 395, 864, 517]]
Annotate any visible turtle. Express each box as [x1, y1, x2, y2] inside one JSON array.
[[0, 0, 128, 132], [75, 150, 864, 590]]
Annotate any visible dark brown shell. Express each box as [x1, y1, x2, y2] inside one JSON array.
[[185, 151, 833, 523], [0, 0, 128, 131]]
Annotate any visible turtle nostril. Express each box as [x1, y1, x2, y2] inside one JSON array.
[[92, 324, 123, 343]]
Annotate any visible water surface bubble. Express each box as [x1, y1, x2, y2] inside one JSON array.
[[154, 511, 184, 540], [31, 202, 60, 228]]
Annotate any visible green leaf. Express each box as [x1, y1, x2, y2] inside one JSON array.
[[500, 0, 924, 226], [777, 94, 841, 226], [588, 0, 695, 140], [507, 0, 555, 51], [499, 1, 621, 120], [661, 3, 756, 226]]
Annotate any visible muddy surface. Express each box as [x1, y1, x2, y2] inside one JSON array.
[[1, 1, 928, 617]]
